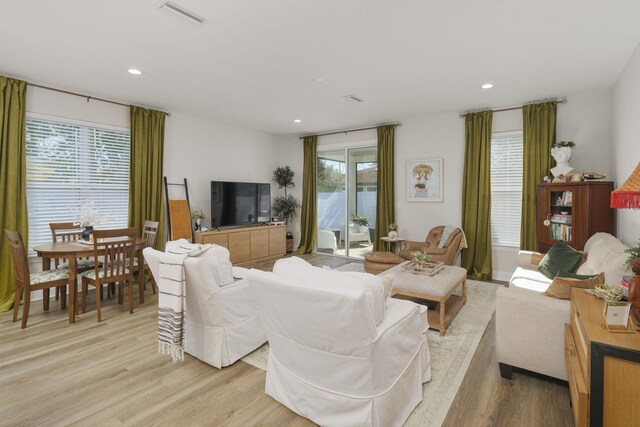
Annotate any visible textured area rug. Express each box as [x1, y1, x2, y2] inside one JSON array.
[[241, 265, 499, 427]]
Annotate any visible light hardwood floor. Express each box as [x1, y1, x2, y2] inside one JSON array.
[[0, 253, 573, 426]]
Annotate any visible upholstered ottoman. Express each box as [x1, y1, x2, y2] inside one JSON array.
[[363, 251, 404, 274], [382, 261, 467, 335]]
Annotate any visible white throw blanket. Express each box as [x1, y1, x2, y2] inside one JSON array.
[[157, 244, 212, 362]]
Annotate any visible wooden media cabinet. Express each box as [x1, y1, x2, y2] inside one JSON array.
[[194, 224, 286, 265]]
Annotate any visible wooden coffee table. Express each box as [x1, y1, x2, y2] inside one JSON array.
[[382, 261, 467, 335]]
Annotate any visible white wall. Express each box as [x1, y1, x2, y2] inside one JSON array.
[[611, 42, 640, 246], [163, 112, 287, 225]]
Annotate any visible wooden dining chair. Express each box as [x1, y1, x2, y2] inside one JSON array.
[[5, 230, 70, 329], [141, 220, 159, 293], [49, 222, 98, 305], [80, 227, 137, 322]]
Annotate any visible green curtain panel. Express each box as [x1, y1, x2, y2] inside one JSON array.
[[0, 76, 28, 312], [297, 135, 317, 254], [129, 106, 166, 249], [373, 125, 396, 251], [461, 111, 493, 281], [521, 101, 556, 251]]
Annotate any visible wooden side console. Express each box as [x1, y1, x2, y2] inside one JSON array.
[[565, 288, 640, 426], [194, 224, 286, 265]]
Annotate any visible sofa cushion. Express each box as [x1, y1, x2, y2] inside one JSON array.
[[538, 242, 582, 279], [544, 272, 605, 299]]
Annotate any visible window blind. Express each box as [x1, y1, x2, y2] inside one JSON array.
[[490, 131, 523, 247], [26, 117, 130, 255]]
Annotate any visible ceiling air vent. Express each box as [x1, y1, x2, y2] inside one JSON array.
[[159, 2, 205, 24], [343, 94, 364, 103]]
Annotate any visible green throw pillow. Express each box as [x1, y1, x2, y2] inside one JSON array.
[[555, 270, 599, 280], [538, 242, 582, 280]]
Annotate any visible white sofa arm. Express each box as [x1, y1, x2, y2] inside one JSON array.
[[517, 251, 544, 270], [495, 287, 570, 381]]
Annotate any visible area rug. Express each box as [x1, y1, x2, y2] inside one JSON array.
[[241, 265, 499, 427]]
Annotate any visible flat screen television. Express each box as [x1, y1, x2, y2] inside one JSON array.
[[211, 181, 271, 228]]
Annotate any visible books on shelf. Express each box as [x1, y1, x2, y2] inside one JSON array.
[[552, 191, 573, 207], [551, 214, 572, 224], [550, 223, 572, 241]]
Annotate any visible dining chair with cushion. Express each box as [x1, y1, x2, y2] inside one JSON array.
[[5, 230, 70, 329], [80, 227, 137, 322], [49, 222, 99, 306], [139, 220, 159, 294]]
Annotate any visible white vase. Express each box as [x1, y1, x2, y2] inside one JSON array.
[[550, 146, 574, 177], [388, 230, 398, 240]]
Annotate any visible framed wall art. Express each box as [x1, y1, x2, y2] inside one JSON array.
[[407, 158, 443, 202]]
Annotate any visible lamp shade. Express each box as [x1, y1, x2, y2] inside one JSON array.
[[611, 162, 640, 209]]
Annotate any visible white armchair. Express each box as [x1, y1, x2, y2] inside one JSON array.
[[144, 240, 267, 368], [348, 223, 371, 245], [317, 228, 338, 253], [248, 257, 431, 427]]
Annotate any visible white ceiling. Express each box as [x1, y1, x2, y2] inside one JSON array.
[[1, 0, 640, 135]]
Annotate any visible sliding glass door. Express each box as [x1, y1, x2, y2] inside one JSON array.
[[316, 146, 377, 258]]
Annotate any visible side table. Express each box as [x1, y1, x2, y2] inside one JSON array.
[[380, 236, 406, 255]]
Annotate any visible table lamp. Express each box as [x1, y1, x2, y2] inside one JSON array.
[[610, 162, 640, 320]]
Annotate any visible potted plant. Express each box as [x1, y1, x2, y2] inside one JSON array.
[[411, 250, 432, 270], [272, 166, 300, 225], [191, 209, 205, 231], [625, 240, 640, 318], [73, 200, 103, 241], [550, 141, 576, 178], [351, 213, 369, 227]]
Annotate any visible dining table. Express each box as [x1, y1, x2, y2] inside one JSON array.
[[33, 237, 147, 324]]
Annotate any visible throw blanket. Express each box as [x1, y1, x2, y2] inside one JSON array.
[[157, 244, 212, 362], [438, 225, 469, 250]]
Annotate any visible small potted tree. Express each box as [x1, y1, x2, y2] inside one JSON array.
[[272, 166, 300, 252]]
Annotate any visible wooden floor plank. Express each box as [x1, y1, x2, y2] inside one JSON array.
[[0, 253, 572, 426]]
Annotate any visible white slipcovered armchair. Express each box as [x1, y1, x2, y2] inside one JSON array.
[[144, 239, 267, 368], [248, 257, 431, 427], [317, 228, 338, 253], [348, 223, 371, 246]]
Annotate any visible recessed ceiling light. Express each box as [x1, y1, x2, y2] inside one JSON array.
[[293, 119, 302, 123], [312, 77, 324, 83], [128, 69, 143, 75], [481, 83, 494, 89]]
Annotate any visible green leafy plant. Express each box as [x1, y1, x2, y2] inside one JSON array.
[[551, 140, 575, 149], [191, 209, 205, 220], [388, 223, 398, 231], [272, 166, 299, 224], [351, 213, 369, 227], [273, 166, 295, 197], [272, 195, 300, 224], [625, 240, 640, 271]]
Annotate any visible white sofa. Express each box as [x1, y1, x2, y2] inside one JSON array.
[[496, 233, 629, 381], [248, 257, 431, 427], [144, 240, 267, 368]]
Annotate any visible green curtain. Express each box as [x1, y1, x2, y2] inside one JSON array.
[[461, 111, 493, 281], [0, 76, 28, 312], [297, 135, 317, 253], [373, 125, 396, 251], [129, 106, 166, 249], [521, 101, 556, 251]]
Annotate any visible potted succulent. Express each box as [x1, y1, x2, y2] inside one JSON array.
[[411, 250, 432, 270], [191, 209, 205, 231], [272, 166, 300, 225]]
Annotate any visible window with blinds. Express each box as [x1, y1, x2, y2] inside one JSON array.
[[26, 117, 130, 254], [490, 131, 523, 247]]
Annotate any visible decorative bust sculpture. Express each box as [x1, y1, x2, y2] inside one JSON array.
[[550, 141, 575, 177]]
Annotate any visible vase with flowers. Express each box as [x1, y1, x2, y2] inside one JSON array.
[[73, 200, 103, 241], [388, 223, 399, 240], [191, 209, 205, 231]]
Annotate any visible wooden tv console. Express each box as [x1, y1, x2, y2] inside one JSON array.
[[194, 224, 286, 265]]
